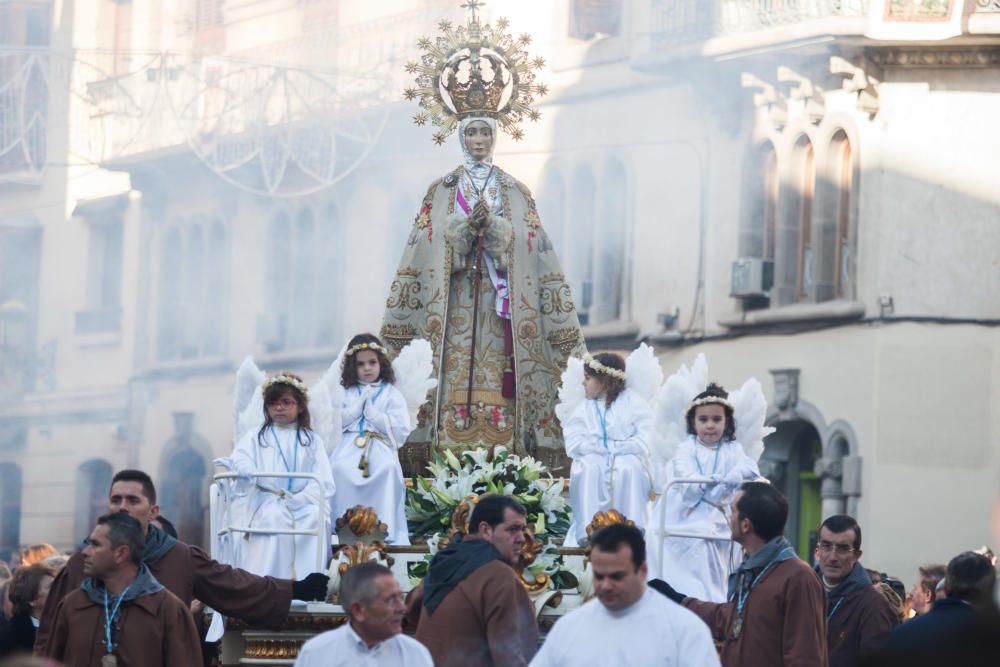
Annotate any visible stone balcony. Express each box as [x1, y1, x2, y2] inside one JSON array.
[[632, 0, 1000, 69]]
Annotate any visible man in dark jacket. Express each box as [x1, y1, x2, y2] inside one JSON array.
[[652, 482, 828, 667], [870, 551, 1000, 667], [44, 513, 202, 666], [407, 494, 539, 667], [813, 515, 897, 667], [35, 469, 329, 654]]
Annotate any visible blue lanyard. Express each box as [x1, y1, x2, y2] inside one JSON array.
[[735, 547, 796, 612], [357, 383, 387, 435], [270, 425, 298, 491], [103, 583, 133, 654], [592, 401, 608, 451], [692, 441, 722, 509], [693, 441, 722, 476], [827, 596, 845, 621]]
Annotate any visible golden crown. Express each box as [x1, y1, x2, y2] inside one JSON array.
[[404, 1, 548, 145]]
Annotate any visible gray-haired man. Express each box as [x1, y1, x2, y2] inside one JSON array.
[[294, 562, 432, 666]]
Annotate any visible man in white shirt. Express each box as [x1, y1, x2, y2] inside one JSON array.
[[531, 523, 720, 667], [294, 562, 432, 666]]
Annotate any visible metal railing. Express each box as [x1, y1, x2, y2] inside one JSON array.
[[211, 471, 328, 573], [0, 48, 49, 183], [651, 475, 733, 580], [647, 0, 871, 49]]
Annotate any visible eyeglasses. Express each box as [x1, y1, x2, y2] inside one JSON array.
[[267, 398, 297, 409], [817, 541, 856, 555]]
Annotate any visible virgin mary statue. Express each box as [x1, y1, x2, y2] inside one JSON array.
[[381, 4, 586, 468]]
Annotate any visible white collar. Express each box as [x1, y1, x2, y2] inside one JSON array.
[[600, 588, 650, 618], [346, 622, 390, 655]]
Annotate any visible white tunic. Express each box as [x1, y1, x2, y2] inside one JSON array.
[[329, 381, 413, 545], [529, 588, 721, 667], [294, 623, 433, 667], [563, 388, 654, 546], [231, 425, 335, 581], [647, 435, 760, 601]]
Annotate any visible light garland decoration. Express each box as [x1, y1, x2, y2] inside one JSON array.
[[582, 354, 626, 381], [263, 373, 309, 398], [686, 395, 735, 413], [403, 0, 548, 144], [346, 341, 387, 357]]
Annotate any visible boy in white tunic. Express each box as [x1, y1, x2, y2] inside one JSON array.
[[563, 352, 654, 546], [294, 562, 432, 667], [651, 383, 760, 602], [530, 523, 719, 667], [329, 334, 414, 545], [231, 372, 335, 581]]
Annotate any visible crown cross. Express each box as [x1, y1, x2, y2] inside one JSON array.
[[461, 0, 485, 21]]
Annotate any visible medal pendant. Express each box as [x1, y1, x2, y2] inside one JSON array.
[[732, 617, 743, 639], [355, 435, 367, 447], [102, 655, 118, 667]]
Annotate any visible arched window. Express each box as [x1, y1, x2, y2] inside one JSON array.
[[793, 137, 815, 301], [537, 165, 566, 256], [0, 463, 21, 558], [593, 158, 627, 323], [288, 209, 316, 349], [739, 142, 778, 262], [568, 165, 597, 325], [264, 213, 292, 351], [157, 228, 182, 360], [159, 448, 208, 546], [204, 221, 227, 355], [180, 225, 204, 358], [75, 459, 113, 539], [315, 203, 343, 348], [830, 132, 854, 299]]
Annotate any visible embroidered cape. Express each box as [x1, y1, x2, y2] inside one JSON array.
[[381, 165, 585, 463]]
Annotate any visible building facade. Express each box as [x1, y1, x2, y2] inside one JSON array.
[[1, 0, 998, 582]]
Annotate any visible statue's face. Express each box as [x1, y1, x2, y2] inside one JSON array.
[[464, 121, 493, 161]]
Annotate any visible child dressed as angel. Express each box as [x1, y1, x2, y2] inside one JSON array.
[[329, 333, 432, 546], [560, 351, 656, 547], [229, 372, 336, 581], [650, 381, 763, 602]]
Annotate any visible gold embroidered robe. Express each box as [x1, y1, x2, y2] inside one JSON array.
[[381, 166, 585, 468]]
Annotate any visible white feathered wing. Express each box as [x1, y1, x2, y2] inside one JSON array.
[[391, 339, 438, 428], [729, 377, 774, 462], [555, 356, 585, 426], [232, 356, 266, 450], [625, 343, 663, 406], [310, 346, 347, 455], [651, 353, 709, 472]]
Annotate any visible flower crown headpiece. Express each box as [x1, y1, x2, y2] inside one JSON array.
[[582, 354, 626, 381], [346, 341, 387, 357], [263, 373, 309, 398], [686, 395, 734, 414]]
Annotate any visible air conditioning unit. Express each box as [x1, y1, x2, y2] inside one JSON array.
[[730, 258, 774, 298]]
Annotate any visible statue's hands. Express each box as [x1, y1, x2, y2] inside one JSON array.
[[469, 199, 491, 231]]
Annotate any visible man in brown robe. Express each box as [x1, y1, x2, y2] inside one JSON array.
[[814, 515, 898, 667], [45, 512, 201, 666], [35, 469, 329, 654], [407, 494, 539, 667], [651, 482, 828, 667]]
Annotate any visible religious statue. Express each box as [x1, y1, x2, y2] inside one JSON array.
[[381, 2, 586, 469]]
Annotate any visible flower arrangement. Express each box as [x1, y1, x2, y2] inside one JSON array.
[[405, 446, 576, 590]]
